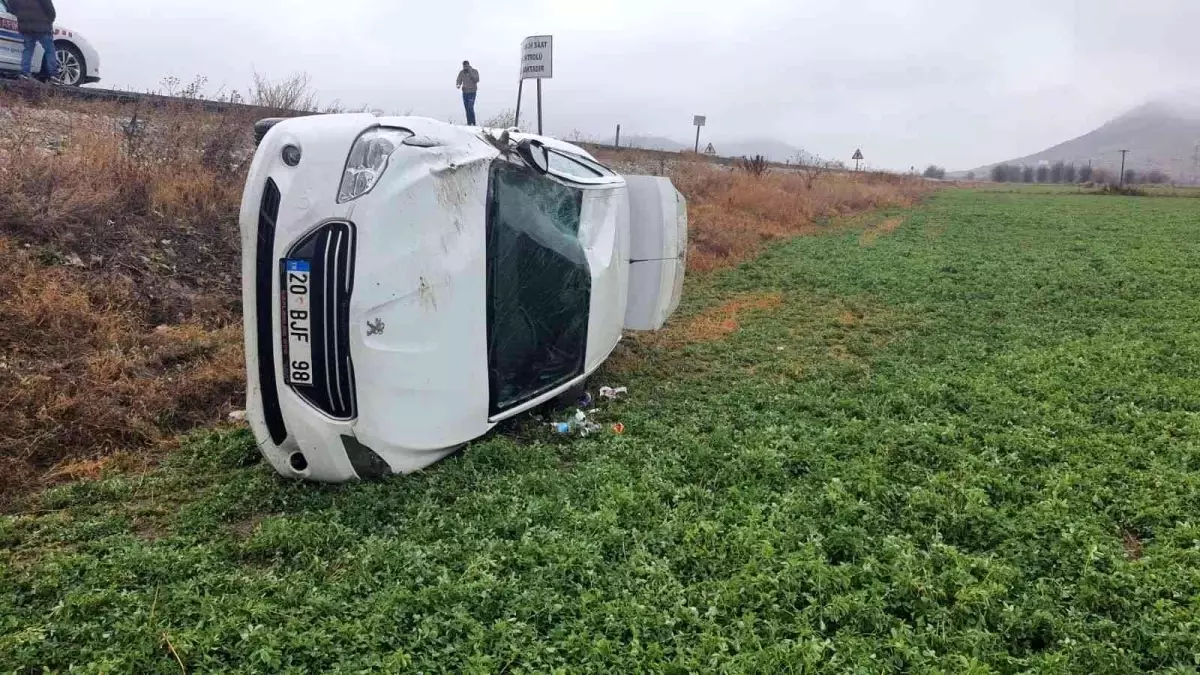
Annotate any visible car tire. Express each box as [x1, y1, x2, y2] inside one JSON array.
[[52, 42, 85, 87]]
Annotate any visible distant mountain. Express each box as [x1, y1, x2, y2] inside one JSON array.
[[614, 134, 816, 164], [715, 139, 814, 164], [619, 135, 690, 152], [957, 101, 1200, 182]]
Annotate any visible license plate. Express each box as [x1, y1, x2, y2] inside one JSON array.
[[282, 259, 314, 386]]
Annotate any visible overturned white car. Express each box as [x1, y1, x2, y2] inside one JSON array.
[[241, 114, 686, 482]]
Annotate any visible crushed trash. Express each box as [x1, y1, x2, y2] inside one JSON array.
[[551, 386, 629, 437], [228, 410, 247, 423], [598, 386, 628, 401]]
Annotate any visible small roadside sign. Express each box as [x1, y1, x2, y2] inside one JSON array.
[[520, 36, 553, 80], [852, 149, 864, 160], [694, 115, 707, 127]]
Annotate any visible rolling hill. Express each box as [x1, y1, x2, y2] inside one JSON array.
[[958, 101, 1200, 182], [615, 134, 815, 164]]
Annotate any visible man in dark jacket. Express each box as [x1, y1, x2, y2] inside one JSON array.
[[8, 0, 59, 82]]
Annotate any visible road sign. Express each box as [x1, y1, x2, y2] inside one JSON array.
[[693, 115, 706, 127], [703, 143, 716, 155], [852, 149, 864, 160], [520, 36, 554, 80]]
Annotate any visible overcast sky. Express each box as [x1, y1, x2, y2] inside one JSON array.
[[62, 0, 1200, 170]]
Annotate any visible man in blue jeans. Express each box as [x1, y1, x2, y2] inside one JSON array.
[[456, 60, 480, 126], [9, 0, 59, 82]]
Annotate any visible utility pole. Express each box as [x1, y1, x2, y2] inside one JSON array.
[[1118, 149, 1129, 186]]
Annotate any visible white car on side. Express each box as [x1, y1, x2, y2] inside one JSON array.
[[0, 2, 100, 85], [241, 114, 686, 482]]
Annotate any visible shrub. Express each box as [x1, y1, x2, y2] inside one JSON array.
[[736, 154, 770, 178], [249, 71, 321, 113], [922, 165, 946, 180]]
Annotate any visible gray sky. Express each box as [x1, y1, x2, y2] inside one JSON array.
[[64, 0, 1200, 170]]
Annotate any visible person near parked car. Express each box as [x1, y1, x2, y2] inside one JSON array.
[[9, 0, 59, 82], [456, 60, 480, 126]]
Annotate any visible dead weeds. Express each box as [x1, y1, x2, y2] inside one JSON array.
[[859, 216, 907, 246]]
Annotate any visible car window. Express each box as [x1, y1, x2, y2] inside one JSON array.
[[0, 1, 9, 13], [546, 149, 618, 182], [547, 149, 602, 180], [485, 160, 590, 415]]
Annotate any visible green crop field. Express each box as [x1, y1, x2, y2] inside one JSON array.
[[4, 190, 1200, 673]]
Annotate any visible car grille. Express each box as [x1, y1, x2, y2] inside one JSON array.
[[285, 221, 357, 419], [255, 179, 288, 444]]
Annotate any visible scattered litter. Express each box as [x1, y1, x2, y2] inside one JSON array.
[[598, 386, 628, 401], [64, 253, 85, 268], [577, 391, 594, 409], [611, 423, 626, 435], [228, 410, 247, 423]]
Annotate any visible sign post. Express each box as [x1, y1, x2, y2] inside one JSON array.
[[852, 148, 864, 172], [693, 115, 706, 153], [516, 35, 553, 134]]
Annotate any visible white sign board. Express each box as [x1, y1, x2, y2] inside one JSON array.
[[520, 35, 554, 80], [694, 115, 706, 127]]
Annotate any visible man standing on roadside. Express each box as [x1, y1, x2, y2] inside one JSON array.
[[9, 0, 59, 83], [456, 60, 480, 126]]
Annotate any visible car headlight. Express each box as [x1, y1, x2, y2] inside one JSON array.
[[337, 127, 414, 203]]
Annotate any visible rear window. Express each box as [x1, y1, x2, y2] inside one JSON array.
[[485, 160, 590, 414]]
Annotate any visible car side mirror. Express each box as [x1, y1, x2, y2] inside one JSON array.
[[516, 139, 550, 174]]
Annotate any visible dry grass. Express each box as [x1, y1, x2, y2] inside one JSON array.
[[591, 150, 936, 273], [666, 162, 932, 272], [859, 216, 907, 246], [670, 292, 784, 344], [0, 93, 252, 508]]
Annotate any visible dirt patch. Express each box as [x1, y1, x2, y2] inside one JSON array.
[[859, 216, 907, 246], [670, 292, 784, 344], [1122, 529, 1144, 561]]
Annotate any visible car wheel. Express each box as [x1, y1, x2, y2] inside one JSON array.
[[52, 43, 84, 86]]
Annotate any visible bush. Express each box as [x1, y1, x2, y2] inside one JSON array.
[[1078, 164, 1094, 182], [249, 71, 320, 113], [736, 155, 770, 178], [1063, 163, 1077, 183], [922, 165, 946, 180], [1035, 165, 1049, 183]]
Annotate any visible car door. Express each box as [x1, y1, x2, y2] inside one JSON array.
[[0, 0, 22, 70]]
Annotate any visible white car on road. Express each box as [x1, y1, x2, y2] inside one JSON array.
[[0, 1, 99, 85]]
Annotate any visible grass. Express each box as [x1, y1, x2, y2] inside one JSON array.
[[5, 188, 1200, 672]]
